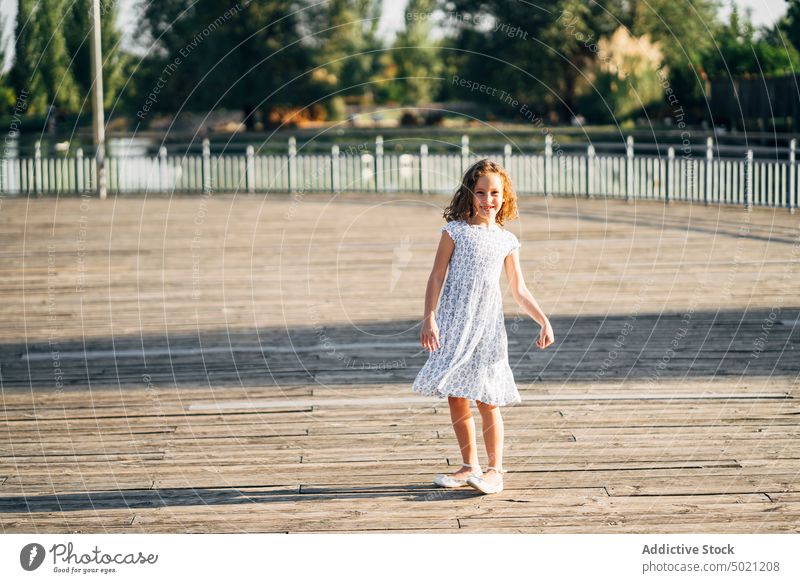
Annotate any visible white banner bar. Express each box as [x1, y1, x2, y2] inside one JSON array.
[[1, 534, 798, 582]]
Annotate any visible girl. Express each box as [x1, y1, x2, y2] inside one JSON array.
[[411, 158, 554, 495]]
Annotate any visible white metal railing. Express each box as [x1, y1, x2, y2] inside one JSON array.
[[1, 135, 797, 211]]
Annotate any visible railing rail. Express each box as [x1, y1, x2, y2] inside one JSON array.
[[1, 135, 797, 212]]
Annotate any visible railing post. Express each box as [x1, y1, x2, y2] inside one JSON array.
[[625, 135, 633, 203], [202, 137, 211, 194], [705, 136, 713, 206], [666, 147, 674, 206], [746, 149, 753, 210], [503, 143, 512, 172], [245, 145, 255, 193], [159, 146, 168, 193], [76, 147, 84, 193], [288, 136, 297, 194], [586, 144, 595, 198], [790, 138, 796, 214], [461, 134, 469, 174], [375, 135, 383, 193], [331, 144, 340, 193], [544, 134, 552, 196], [34, 140, 42, 195], [420, 144, 428, 194]]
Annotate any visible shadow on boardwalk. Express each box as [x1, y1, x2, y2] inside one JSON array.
[[1, 307, 797, 391], [0, 485, 478, 514]]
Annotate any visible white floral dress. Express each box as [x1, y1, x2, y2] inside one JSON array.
[[411, 219, 522, 406]]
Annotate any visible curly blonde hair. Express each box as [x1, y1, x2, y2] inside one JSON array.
[[442, 158, 518, 226]]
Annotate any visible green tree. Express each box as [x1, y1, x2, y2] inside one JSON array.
[[305, 0, 385, 116], [622, 0, 719, 119], [782, 0, 800, 52], [577, 27, 666, 123], [63, 0, 129, 113], [702, 4, 800, 79], [438, 0, 565, 115], [132, 0, 324, 128], [439, 0, 634, 119], [542, 0, 625, 119], [390, 0, 442, 104], [10, 0, 81, 114], [628, 0, 719, 66], [439, 0, 724, 121]]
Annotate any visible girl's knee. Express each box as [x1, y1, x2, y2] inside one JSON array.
[[476, 400, 499, 414], [448, 396, 470, 407], [448, 396, 472, 416]]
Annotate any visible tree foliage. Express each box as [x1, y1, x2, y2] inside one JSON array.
[[10, 0, 81, 114], [131, 0, 323, 127], [63, 0, 128, 113], [4, 0, 800, 125]]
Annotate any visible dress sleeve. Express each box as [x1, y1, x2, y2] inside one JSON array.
[[506, 232, 521, 256], [440, 221, 460, 243]]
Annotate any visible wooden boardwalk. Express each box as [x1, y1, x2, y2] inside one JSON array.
[[1, 192, 798, 533]]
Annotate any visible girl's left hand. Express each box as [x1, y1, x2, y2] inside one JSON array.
[[536, 319, 554, 349]]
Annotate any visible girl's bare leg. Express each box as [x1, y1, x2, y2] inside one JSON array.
[[476, 400, 504, 486], [447, 396, 480, 478]]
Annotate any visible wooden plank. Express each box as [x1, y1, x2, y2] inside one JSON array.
[[607, 475, 799, 496], [457, 515, 800, 532]]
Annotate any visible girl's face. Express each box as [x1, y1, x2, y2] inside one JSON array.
[[471, 173, 504, 221]]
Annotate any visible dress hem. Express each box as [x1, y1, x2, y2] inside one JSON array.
[[411, 386, 523, 407]]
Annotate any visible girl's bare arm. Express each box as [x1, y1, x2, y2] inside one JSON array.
[[420, 232, 455, 351], [504, 249, 554, 348]]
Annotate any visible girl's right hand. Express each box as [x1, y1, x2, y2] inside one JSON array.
[[536, 318, 554, 349], [420, 316, 441, 352]]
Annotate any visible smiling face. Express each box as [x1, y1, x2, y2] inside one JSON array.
[[471, 173, 504, 221]]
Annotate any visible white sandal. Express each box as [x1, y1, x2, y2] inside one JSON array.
[[433, 463, 483, 488], [466, 465, 506, 494]]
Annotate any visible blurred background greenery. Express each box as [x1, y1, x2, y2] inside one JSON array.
[[1, 0, 799, 143]]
